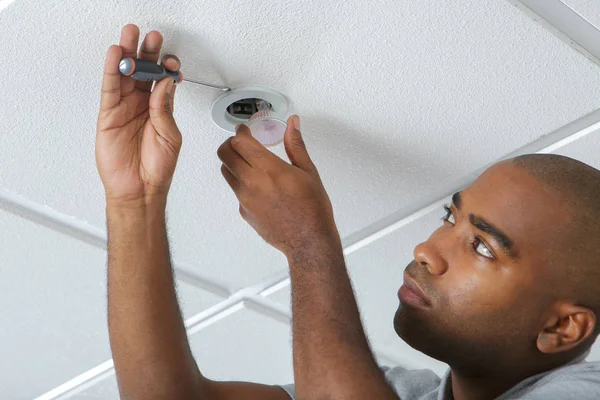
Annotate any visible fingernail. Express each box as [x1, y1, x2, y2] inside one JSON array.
[[293, 115, 301, 130], [166, 79, 174, 94], [166, 54, 180, 62]]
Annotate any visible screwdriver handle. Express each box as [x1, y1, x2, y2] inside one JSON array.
[[119, 57, 183, 84]]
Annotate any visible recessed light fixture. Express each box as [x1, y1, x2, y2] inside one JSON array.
[[211, 87, 289, 147]]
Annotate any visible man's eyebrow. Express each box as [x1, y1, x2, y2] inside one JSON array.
[[451, 191, 518, 259]]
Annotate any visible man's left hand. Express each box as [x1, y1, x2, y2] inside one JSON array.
[[217, 115, 340, 256]]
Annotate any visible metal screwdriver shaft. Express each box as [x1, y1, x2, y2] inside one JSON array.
[[119, 57, 231, 91], [182, 77, 230, 91]]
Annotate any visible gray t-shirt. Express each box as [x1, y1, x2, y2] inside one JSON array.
[[278, 352, 600, 399]]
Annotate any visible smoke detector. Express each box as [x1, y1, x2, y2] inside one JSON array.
[[211, 87, 289, 147]]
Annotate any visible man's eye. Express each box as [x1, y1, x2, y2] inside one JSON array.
[[475, 239, 493, 259], [442, 205, 455, 225], [447, 213, 455, 224]]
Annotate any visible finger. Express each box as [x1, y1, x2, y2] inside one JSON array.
[[221, 163, 240, 193], [148, 77, 183, 153], [160, 54, 181, 111], [283, 115, 316, 173], [135, 31, 163, 92], [231, 124, 281, 170], [100, 45, 123, 112], [217, 137, 252, 180], [119, 24, 140, 97]]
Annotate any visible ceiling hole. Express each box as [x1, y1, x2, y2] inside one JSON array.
[[226, 98, 273, 120]]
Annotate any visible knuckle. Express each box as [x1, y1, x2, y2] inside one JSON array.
[[141, 47, 160, 57], [242, 176, 256, 189], [250, 147, 265, 159], [238, 189, 252, 204], [101, 87, 120, 95], [149, 104, 172, 117], [230, 136, 242, 149], [217, 138, 233, 158], [291, 136, 306, 149]]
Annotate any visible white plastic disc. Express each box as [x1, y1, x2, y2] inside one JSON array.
[[246, 110, 287, 147]]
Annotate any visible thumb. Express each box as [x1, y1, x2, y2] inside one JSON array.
[[149, 78, 182, 146], [284, 115, 315, 173]]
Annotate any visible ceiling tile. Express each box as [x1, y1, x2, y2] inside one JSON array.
[[62, 374, 120, 400], [1, 0, 599, 288], [553, 130, 600, 168], [189, 307, 294, 384], [0, 210, 222, 399], [70, 307, 294, 398], [561, 0, 600, 29]]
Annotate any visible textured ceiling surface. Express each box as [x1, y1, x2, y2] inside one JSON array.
[[1, 0, 600, 398], [1, 0, 600, 288], [562, 0, 600, 29]]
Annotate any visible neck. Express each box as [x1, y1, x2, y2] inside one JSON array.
[[449, 370, 522, 400]]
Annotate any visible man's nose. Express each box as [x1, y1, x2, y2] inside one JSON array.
[[413, 238, 449, 276]]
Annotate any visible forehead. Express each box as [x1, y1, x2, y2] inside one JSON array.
[[462, 162, 572, 260]]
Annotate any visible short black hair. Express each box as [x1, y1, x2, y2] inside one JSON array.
[[510, 154, 600, 340]]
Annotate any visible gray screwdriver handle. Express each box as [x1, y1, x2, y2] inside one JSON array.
[[118, 57, 183, 83]]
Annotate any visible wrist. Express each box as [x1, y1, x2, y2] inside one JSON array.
[[106, 193, 167, 212], [106, 195, 167, 225], [286, 233, 344, 266]]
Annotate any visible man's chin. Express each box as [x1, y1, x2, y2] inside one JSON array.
[[393, 303, 443, 358], [393, 304, 417, 340]]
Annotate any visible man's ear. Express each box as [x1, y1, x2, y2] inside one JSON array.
[[537, 303, 596, 354]]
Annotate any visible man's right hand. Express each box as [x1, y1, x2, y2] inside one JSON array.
[[96, 24, 182, 208], [97, 25, 294, 400]]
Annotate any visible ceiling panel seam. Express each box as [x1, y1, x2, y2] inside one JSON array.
[[35, 294, 247, 400], [42, 292, 410, 400], [508, 0, 600, 65], [244, 294, 415, 369], [33, 360, 115, 400], [248, 109, 600, 298], [0, 188, 233, 297]]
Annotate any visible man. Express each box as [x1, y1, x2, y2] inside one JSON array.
[[95, 25, 600, 400]]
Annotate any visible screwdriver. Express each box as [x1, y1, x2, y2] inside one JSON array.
[[118, 57, 231, 91]]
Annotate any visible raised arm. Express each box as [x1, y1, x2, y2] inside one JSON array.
[[104, 199, 290, 400], [218, 120, 400, 399], [96, 24, 291, 400]]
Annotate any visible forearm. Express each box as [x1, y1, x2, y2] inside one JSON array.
[[288, 237, 399, 400], [106, 199, 204, 400]]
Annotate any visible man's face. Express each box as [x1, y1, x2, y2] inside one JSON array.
[[393, 162, 572, 370]]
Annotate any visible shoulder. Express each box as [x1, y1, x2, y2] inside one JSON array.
[[277, 366, 444, 400], [381, 365, 444, 398], [500, 360, 600, 400]]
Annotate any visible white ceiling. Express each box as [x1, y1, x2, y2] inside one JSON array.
[[0, 0, 599, 398], [0, 210, 224, 399], [562, 0, 600, 29]]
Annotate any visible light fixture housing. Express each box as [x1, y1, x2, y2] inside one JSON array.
[[211, 87, 290, 143]]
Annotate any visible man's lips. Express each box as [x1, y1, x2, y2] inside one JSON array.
[[398, 272, 431, 307]]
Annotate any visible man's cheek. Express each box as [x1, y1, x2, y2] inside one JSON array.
[[444, 275, 497, 312]]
